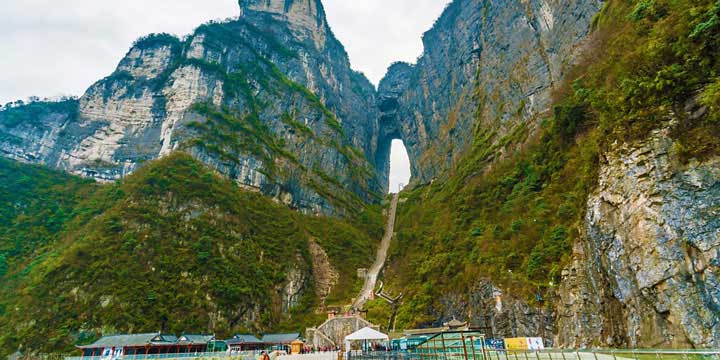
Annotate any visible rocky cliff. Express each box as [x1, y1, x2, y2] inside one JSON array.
[[376, 0, 720, 350], [451, 116, 720, 349], [556, 119, 720, 348], [1, 0, 606, 200], [378, 0, 604, 184], [0, 0, 382, 214]]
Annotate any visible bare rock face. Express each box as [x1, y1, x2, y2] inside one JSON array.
[[239, 0, 327, 49], [556, 124, 720, 348], [378, 0, 604, 184], [438, 279, 555, 346], [308, 239, 339, 309], [281, 257, 310, 312], [0, 3, 381, 214]]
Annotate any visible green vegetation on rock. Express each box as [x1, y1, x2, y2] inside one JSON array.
[[0, 100, 79, 129]]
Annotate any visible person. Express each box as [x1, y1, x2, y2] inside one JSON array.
[[260, 351, 270, 360]]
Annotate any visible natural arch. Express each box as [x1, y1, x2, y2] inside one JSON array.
[[375, 61, 421, 194]]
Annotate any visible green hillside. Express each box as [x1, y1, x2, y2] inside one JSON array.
[[375, 0, 720, 328], [0, 157, 99, 280], [0, 153, 382, 354]]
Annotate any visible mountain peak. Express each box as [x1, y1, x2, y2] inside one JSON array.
[[239, 0, 327, 31]]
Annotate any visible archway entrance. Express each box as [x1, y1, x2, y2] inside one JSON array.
[[388, 139, 410, 193]]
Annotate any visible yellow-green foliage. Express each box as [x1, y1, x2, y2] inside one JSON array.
[[0, 154, 382, 354], [364, 299, 394, 331], [583, 0, 720, 156]]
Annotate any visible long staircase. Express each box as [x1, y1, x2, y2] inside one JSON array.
[[353, 193, 400, 310]]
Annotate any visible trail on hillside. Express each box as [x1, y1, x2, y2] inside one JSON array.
[[353, 193, 399, 310]]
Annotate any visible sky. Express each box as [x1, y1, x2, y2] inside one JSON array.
[[0, 0, 449, 189], [388, 140, 411, 193]]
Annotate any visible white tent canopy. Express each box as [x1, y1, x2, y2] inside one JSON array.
[[344, 327, 389, 352]]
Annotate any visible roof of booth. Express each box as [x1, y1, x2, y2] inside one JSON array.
[[345, 327, 389, 341]]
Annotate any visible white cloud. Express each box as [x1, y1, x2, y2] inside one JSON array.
[[323, 0, 450, 85], [0, 0, 237, 105], [0, 0, 447, 187]]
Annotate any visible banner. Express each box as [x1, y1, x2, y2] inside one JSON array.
[[503, 337, 545, 350], [503, 338, 528, 350]]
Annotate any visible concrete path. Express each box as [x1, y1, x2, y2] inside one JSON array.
[[277, 353, 338, 360], [353, 193, 400, 310], [493, 352, 634, 360]]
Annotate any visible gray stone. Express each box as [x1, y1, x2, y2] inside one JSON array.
[[378, 0, 604, 185], [555, 124, 720, 348]]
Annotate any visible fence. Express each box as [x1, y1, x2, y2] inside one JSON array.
[[63, 351, 258, 360], [347, 351, 421, 360], [486, 350, 720, 360], [11, 349, 714, 360], [347, 350, 720, 360]]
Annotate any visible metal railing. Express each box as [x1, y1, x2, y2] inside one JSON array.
[[31, 349, 718, 360], [486, 350, 720, 360], [345, 350, 720, 360], [346, 351, 422, 360], [64, 351, 257, 360]]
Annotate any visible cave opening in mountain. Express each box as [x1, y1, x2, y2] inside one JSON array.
[[388, 139, 411, 194]]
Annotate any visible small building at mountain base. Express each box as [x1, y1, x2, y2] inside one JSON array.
[[261, 333, 302, 352], [77, 333, 215, 358], [225, 334, 264, 351], [177, 334, 217, 353]]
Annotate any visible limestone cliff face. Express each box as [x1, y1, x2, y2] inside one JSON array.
[[434, 279, 555, 346], [239, 0, 327, 49], [556, 122, 720, 348], [378, 0, 604, 184], [0, 1, 381, 214]]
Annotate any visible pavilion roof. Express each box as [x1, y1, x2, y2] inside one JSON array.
[[226, 334, 263, 345], [177, 334, 214, 345]]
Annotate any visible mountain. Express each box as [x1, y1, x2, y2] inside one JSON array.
[[0, 0, 382, 215], [379, 0, 603, 183], [373, 0, 720, 349], [1, 0, 720, 353]]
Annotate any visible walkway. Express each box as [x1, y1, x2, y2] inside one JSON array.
[[353, 193, 400, 310], [277, 353, 338, 360], [490, 351, 635, 360]]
